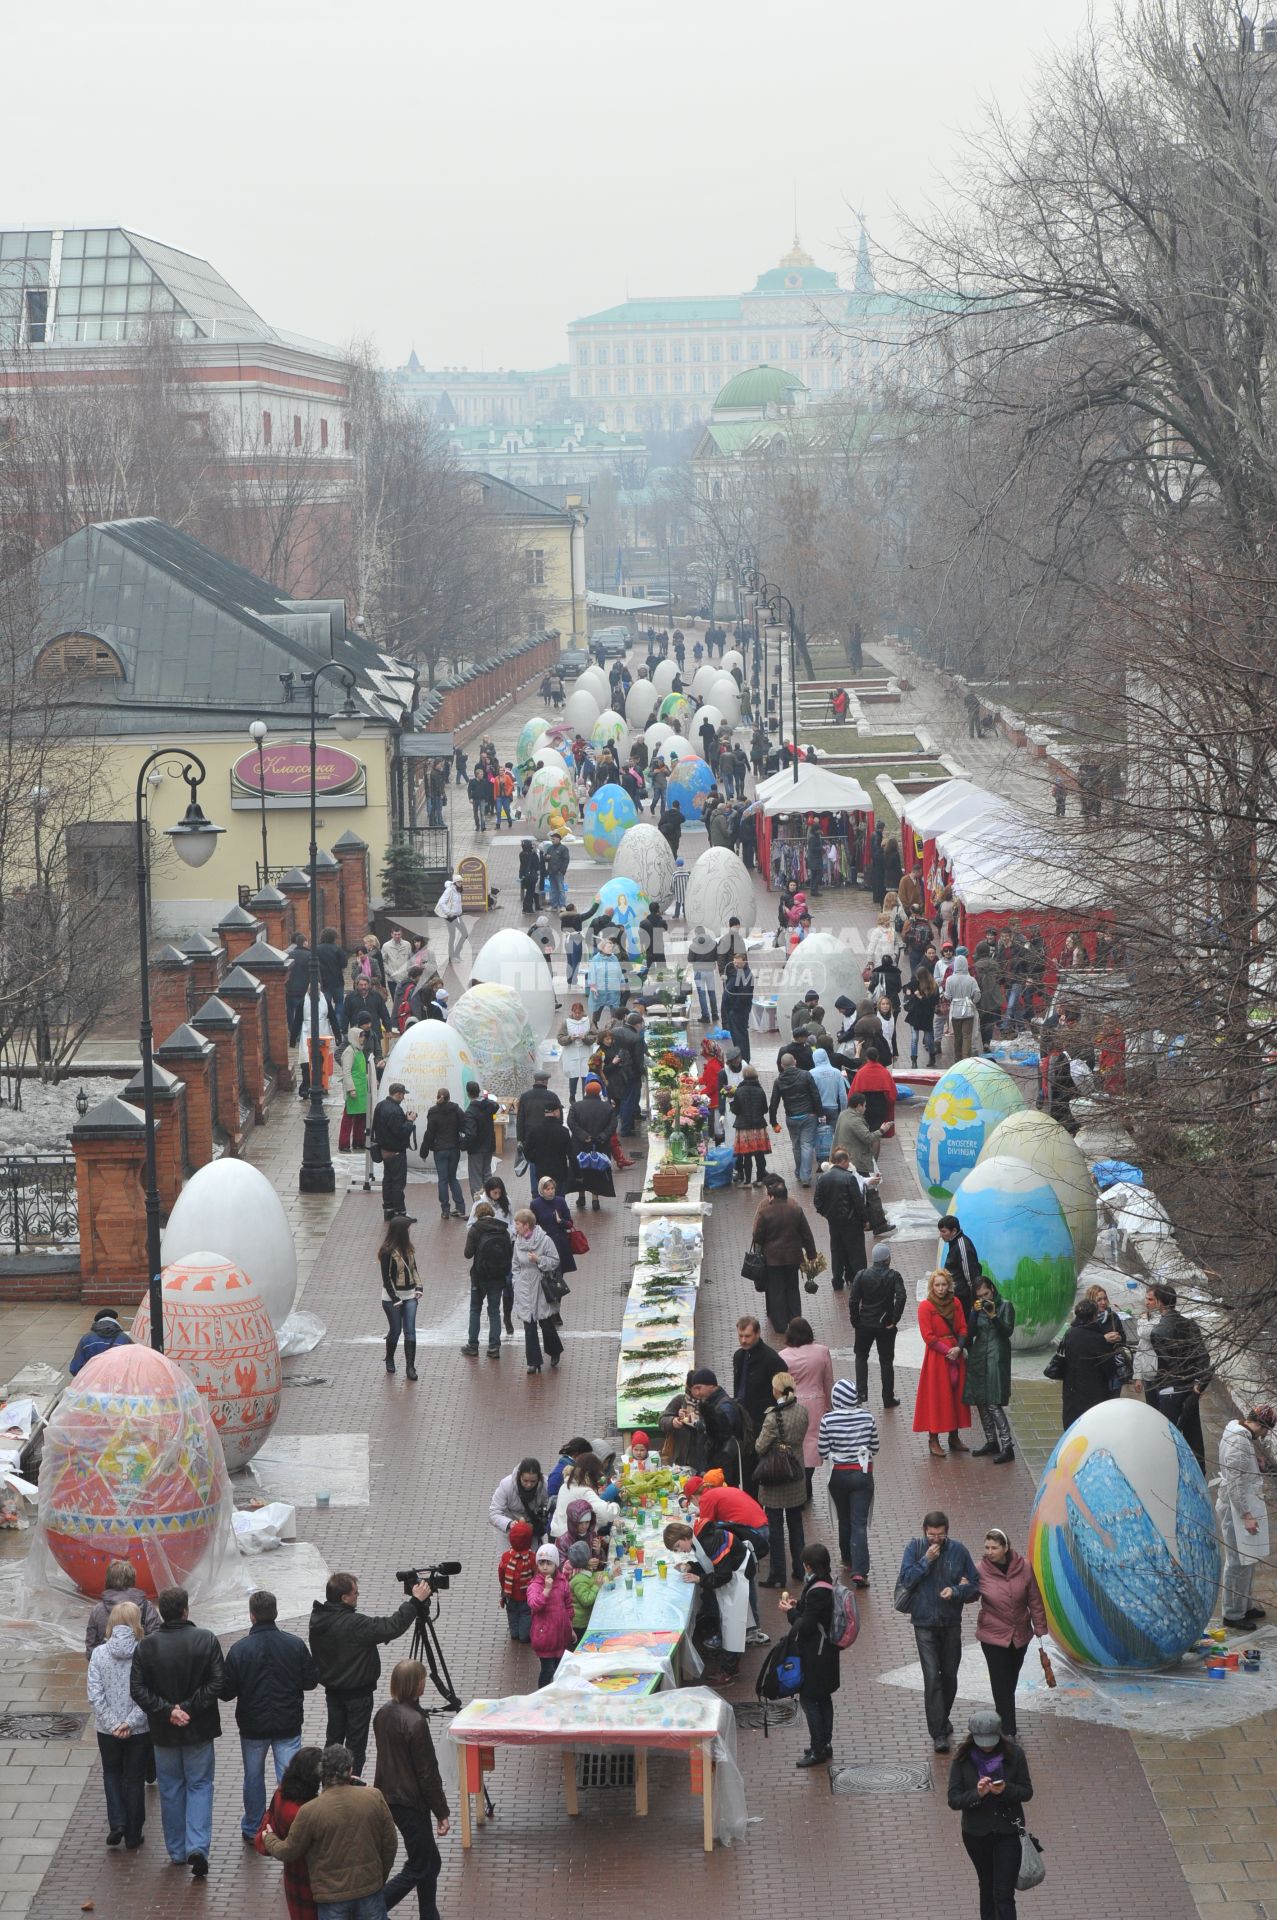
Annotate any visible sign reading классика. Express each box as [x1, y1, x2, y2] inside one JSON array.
[[230, 742, 364, 801]]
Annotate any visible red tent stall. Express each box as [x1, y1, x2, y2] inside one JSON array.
[[753, 762, 875, 892]]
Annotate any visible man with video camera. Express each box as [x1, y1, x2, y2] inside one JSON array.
[[309, 1571, 431, 1776]]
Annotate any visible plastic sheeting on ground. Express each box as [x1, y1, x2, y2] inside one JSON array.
[[278, 1310, 327, 1357]]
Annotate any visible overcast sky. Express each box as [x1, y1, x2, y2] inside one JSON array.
[[7, 0, 1102, 371]]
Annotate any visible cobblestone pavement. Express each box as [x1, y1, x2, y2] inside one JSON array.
[[1, 644, 1258, 1916]]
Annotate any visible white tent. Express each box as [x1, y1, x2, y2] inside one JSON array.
[[955, 851, 1106, 915], [905, 778, 1016, 838], [755, 762, 873, 814]]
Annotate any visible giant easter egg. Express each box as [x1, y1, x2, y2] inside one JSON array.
[[1029, 1397, 1219, 1669], [659, 692, 692, 731], [533, 744, 569, 775], [613, 824, 676, 906], [625, 679, 660, 728], [591, 708, 626, 750], [583, 783, 639, 860], [950, 1155, 1076, 1349], [449, 982, 539, 1098], [915, 1058, 1024, 1212], [721, 649, 744, 673], [163, 1160, 297, 1330], [591, 877, 651, 958], [979, 1109, 1098, 1265], [708, 675, 742, 725], [469, 926, 558, 1040], [691, 663, 721, 699], [382, 1017, 478, 1110], [656, 734, 692, 767], [644, 721, 673, 754], [524, 764, 580, 836], [666, 755, 715, 820], [651, 660, 679, 696], [575, 666, 610, 704], [562, 689, 600, 735], [38, 1344, 232, 1599], [684, 847, 755, 930], [131, 1255, 281, 1470], [517, 716, 549, 767], [777, 930, 865, 1036]]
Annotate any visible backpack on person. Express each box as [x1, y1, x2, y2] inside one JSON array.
[[474, 1229, 511, 1285], [810, 1577, 860, 1650]]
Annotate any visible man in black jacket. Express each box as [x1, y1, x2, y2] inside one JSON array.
[[285, 933, 313, 1047], [130, 1586, 224, 1877], [848, 1242, 907, 1408], [658, 799, 685, 854], [315, 928, 348, 1035], [602, 1013, 645, 1136], [721, 951, 754, 1062], [687, 1367, 747, 1485], [768, 1052, 824, 1187], [731, 1315, 786, 1435], [937, 1216, 982, 1318], [422, 1087, 467, 1220], [220, 1588, 320, 1841], [463, 1079, 500, 1197], [516, 1070, 557, 1188], [346, 973, 392, 1056], [1147, 1282, 1213, 1471], [371, 1081, 416, 1219], [813, 1147, 870, 1292], [308, 1570, 432, 1775]]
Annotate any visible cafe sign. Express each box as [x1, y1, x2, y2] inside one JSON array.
[[230, 741, 367, 810]]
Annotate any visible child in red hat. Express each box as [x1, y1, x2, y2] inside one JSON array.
[[498, 1519, 536, 1642]]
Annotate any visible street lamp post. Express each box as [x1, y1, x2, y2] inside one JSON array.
[[134, 750, 225, 1351], [249, 719, 271, 887], [279, 665, 364, 1194], [763, 587, 801, 786], [30, 784, 53, 1073]]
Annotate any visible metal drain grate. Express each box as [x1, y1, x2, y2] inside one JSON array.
[[0, 1711, 88, 1742], [829, 1761, 933, 1795], [733, 1700, 799, 1730], [575, 1750, 636, 1789]]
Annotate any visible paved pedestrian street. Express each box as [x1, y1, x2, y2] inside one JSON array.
[[2, 656, 1273, 1919]]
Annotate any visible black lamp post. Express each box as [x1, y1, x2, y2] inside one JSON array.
[[762, 586, 800, 786], [279, 664, 364, 1194], [134, 750, 224, 1350], [249, 719, 271, 886]]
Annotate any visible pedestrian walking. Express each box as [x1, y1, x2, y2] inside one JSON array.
[[371, 1081, 416, 1220], [308, 1572, 432, 1778], [755, 1372, 809, 1587], [372, 1660, 450, 1919], [779, 1317, 833, 1503], [557, 1002, 594, 1103], [943, 953, 980, 1060], [1146, 1281, 1212, 1472], [896, 1512, 981, 1751], [86, 1602, 151, 1851], [768, 1050, 824, 1187], [567, 1077, 617, 1213], [129, 1585, 224, 1877], [261, 1741, 399, 1917], [975, 1529, 1047, 1739], [947, 1712, 1035, 1918], [778, 1544, 843, 1767], [378, 1215, 422, 1380], [749, 1179, 817, 1336], [221, 1589, 321, 1844], [817, 1380, 879, 1586], [965, 1274, 1017, 1464], [511, 1208, 564, 1375], [848, 1244, 906, 1409], [253, 1745, 322, 1920], [435, 874, 468, 967], [1218, 1404, 1274, 1628], [914, 1270, 971, 1458], [421, 1086, 466, 1221], [730, 1064, 771, 1185], [1054, 1296, 1116, 1431], [462, 1080, 498, 1197], [338, 1021, 374, 1153], [813, 1147, 869, 1292], [460, 1202, 512, 1359]]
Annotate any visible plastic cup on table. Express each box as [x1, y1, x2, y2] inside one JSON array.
[[636, 1545, 645, 1567], [658, 1560, 667, 1580], [624, 1573, 634, 1593]]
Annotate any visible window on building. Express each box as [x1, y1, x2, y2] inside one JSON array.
[[293, 414, 303, 447], [730, 341, 741, 361], [178, 411, 210, 444], [66, 821, 132, 905], [690, 341, 701, 362], [579, 375, 591, 395], [598, 374, 610, 394], [596, 345, 608, 365], [788, 338, 800, 359], [616, 373, 628, 394], [672, 342, 684, 363], [262, 410, 272, 446], [526, 549, 546, 586], [35, 633, 125, 682], [692, 371, 704, 393], [673, 372, 685, 393], [343, 420, 353, 451], [615, 344, 627, 365], [635, 372, 647, 393], [634, 342, 645, 364], [748, 339, 761, 359], [767, 339, 780, 360], [577, 345, 589, 364], [23, 288, 48, 344], [320, 417, 329, 449], [809, 368, 822, 390], [653, 343, 665, 364]]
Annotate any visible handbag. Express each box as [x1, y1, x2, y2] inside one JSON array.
[[741, 1246, 767, 1288], [756, 1442, 803, 1486], [1017, 1829, 1046, 1891], [540, 1267, 570, 1305], [1042, 1345, 1067, 1381], [567, 1227, 590, 1256]]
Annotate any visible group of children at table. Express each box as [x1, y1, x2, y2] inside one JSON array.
[[497, 1430, 696, 1687]]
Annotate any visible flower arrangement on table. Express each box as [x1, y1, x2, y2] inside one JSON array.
[[617, 1464, 684, 1505]]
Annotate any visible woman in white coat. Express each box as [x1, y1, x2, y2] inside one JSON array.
[[557, 1001, 594, 1104], [549, 1452, 621, 1538], [511, 1208, 564, 1375], [1218, 1404, 1274, 1628], [436, 873, 468, 966]]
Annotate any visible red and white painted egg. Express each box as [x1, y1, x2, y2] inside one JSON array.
[[132, 1253, 282, 1470]]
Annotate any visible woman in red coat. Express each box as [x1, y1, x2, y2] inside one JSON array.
[[913, 1270, 971, 1458]]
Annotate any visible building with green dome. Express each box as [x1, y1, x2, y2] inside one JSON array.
[[568, 233, 924, 434]]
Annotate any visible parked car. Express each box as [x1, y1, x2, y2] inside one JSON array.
[[556, 647, 591, 678], [590, 627, 633, 659]]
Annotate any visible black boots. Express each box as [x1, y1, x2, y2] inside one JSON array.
[[385, 1335, 397, 1374], [404, 1340, 418, 1382]]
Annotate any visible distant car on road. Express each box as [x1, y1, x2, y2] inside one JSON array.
[[590, 627, 633, 659], [556, 647, 591, 678]]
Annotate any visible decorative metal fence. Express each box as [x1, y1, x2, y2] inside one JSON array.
[[0, 1154, 79, 1256]]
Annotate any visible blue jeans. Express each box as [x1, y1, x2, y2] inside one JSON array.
[[154, 1741, 215, 1863], [433, 1149, 465, 1216], [565, 936, 583, 983], [468, 1281, 503, 1350], [548, 871, 568, 908], [618, 1079, 642, 1135], [318, 1897, 388, 1920], [787, 1112, 818, 1185], [239, 1733, 300, 1838], [496, 794, 513, 825], [383, 1296, 418, 1357], [694, 976, 719, 1023], [828, 1469, 875, 1577]]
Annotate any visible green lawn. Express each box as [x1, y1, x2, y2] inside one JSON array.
[[802, 728, 925, 755]]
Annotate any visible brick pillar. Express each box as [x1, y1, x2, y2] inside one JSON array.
[[248, 884, 290, 950], [236, 939, 294, 1089], [71, 1095, 150, 1306], [311, 850, 342, 941], [120, 1066, 187, 1214], [216, 904, 265, 966], [332, 830, 371, 951], [181, 933, 226, 999], [218, 966, 269, 1122], [278, 868, 310, 940], [191, 996, 245, 1156], [155, 1024, 217, 1172], [149, 944, 194, 1034]]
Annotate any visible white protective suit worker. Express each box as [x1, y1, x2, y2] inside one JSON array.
[[1217, 1403, 1275, 1628]]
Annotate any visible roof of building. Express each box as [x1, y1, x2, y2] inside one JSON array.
[[713, 364, 805, 413], [27, 518, 417, 731], [470, 475, 577, 521], [572, 294, 745, 327], [446, 421, 645, 453]]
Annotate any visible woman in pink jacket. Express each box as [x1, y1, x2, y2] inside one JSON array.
[[779, 1317, 835, 1504], [528, 1543, 575, 1687], [975, 1527, 1048, 1738]]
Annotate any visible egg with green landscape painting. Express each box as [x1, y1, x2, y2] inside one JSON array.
[[949, 1155, 1076, 1350]]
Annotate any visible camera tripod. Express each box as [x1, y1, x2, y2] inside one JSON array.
[[407, 1592, 463, 1716]]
